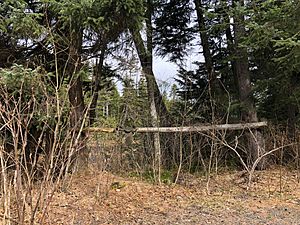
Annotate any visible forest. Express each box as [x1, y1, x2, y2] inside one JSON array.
[[0, 0, 300, 224]]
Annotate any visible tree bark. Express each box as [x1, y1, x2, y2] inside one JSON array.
[[130, 29, 170, 125], [84, 122, 268, 133], [233, 0, 266, 170], [130, 0, 172, 180], [224, 1, 239, 95], [194, 0, 215, 84], [66, 28, 87, 168], [130, 16, 170, 126], [286, 72, 299, 140], [131, 28, 163, 181], [89, 45, 106, 126], [194, 0, 226, 123], [67, 29, 85, 128]]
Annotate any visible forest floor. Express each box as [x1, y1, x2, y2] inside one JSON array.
[[36, 167, 300, 225]]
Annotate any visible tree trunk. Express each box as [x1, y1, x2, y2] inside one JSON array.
[[286, 72, 299, 140], [66, 28, 87, 169], [89, 46, 106, 126], [130, 24, 170, 126], [130, 0, 172, 179], [233, 0, 266, 170], [130, 29, 170, 125], [194, 0, 215, 84], [195, 0, 227, 123], [130, 28, 163, 180], [224, 1, 239, 97], [84, 122, 268, 133]]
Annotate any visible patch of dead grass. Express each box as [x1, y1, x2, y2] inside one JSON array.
[[5, 167, 300, 224]]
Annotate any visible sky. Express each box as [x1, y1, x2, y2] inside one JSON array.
[[113, 39, 202, 93], [153, 52, 201, 86], [115, 58, 179, 93], [153, 57, 178, 84]]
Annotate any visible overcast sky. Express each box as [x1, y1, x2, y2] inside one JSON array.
[[113, 41, 202, 93], [153, 58, 178, 83], [153, 51, 201, 85]]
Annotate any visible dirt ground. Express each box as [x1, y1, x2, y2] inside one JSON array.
[[33, 167, 300, 225]]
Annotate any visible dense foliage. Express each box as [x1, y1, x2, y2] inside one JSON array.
[[0, 0, 299, 174]]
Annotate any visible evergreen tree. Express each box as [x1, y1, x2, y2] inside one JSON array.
[[244, 0, 300, 137], [153, 0, 195, 63]]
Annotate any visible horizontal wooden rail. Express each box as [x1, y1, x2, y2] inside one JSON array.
[[84, 122, 267, 133]]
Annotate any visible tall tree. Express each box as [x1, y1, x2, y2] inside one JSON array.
[[232, 0, 266, 169], [245, 0, 300, 140], [154, 0, 232, 122], [194, 0, 215, 87], [194, 0, 227, 123], [130, 0, 174, 179], [153, 0, 194, 63], [0, 0, 146, 167], [89, 46, 107, 125], [130, 29, 170, 125]]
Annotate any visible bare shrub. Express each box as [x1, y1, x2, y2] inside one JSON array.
[[0, 65, 86, 224]]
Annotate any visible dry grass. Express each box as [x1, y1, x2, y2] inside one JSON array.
[[19, 167, 300, 225]]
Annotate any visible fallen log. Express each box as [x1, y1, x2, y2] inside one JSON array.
[[84, 122, 267, 133]]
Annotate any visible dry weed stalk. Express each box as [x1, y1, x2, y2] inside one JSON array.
[[205, 127, 295, 190], [0, 63, 92, 224]]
